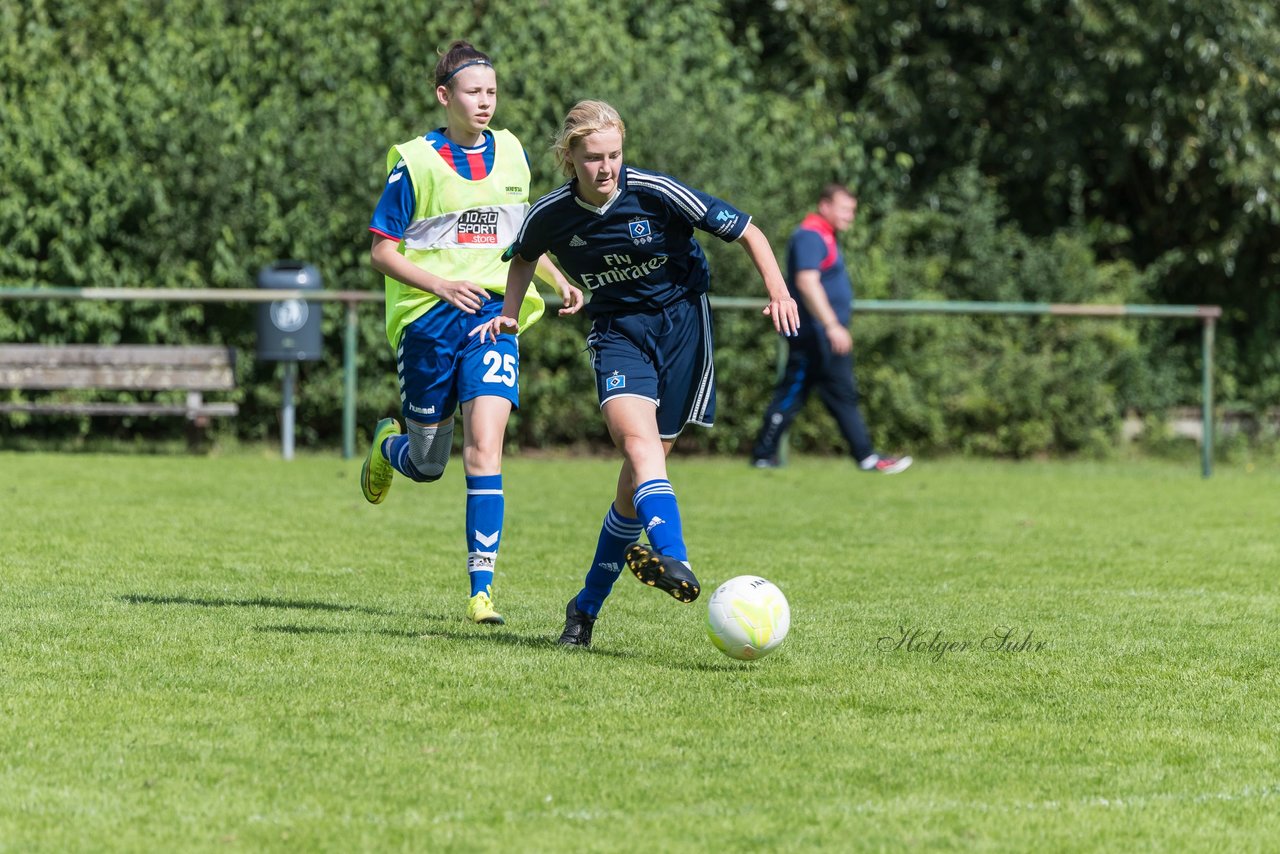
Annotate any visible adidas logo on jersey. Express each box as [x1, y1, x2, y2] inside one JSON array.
[[569, 234, 587, 247]]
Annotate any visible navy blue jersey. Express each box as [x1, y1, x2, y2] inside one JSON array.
[[506, 165, 750, 317], [786, 214, 853, 328]]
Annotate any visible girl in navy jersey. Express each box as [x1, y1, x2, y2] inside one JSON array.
[[473, 100, 799, 647], [363, 41, 582, 627]]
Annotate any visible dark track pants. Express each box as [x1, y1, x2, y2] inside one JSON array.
[[752, 333, 874, 463]]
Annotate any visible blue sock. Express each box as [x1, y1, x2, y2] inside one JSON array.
[[383, 434, 422, 480], [633, 479, 687, 563], [465, 474, 503, 596], [576, 504, 644, 617]]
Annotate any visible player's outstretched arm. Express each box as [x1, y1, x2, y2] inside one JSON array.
[[470, 253, 538, 343], [736, 223, 799, 336]]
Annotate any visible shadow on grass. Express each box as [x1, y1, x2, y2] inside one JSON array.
[[122, 593, 665, 661], [254, 623, 426, 641], [253, 623, 632, 658], [119, 593, 397, 616], [254, 621, 755, 668]]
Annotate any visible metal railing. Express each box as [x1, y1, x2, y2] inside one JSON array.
[[0, 287, 1222, 476]]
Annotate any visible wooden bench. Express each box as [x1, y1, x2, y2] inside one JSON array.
[[0, 344, 239, 425]]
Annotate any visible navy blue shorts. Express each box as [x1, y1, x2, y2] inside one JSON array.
[[396, 295, 519, 424], [585, 294, 715, 439]]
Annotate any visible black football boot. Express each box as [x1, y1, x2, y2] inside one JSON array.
[[624, 543, 701, 603], [557, 597, 597, 647]]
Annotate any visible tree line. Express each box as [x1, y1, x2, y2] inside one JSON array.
[[2, 0, 1274, 456]]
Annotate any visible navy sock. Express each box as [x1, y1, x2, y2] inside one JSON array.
[[576, 504, 644, 617], [465, 474, 503, 596], [633, 478, 688, 563]]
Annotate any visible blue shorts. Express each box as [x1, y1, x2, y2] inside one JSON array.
[[585, 294, 715, 439], [396, 295, 519, 424]]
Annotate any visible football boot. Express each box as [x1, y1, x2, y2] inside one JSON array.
[[557, 597, 596, 647], [466, 588, 505, 625], [360, 417, 401, 504], [624, 543, 700, 603]]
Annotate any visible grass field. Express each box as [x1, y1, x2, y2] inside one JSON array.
[[1, 451, 1277, 852]]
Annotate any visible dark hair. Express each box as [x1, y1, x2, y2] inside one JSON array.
[[434, 40, 493, 89], [819, 183, 855, 203]]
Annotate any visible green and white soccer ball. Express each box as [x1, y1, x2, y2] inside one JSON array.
[[705, 575, 790, 660]]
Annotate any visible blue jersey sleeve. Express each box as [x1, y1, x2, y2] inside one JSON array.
[[790, 229, 828, 272], [693, 190, 750, 242], [368, 157, 416, 240], [641, 171, 750, 242], [504, 199, 553, 263]]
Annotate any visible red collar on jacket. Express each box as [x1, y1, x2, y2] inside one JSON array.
[[800, 212, 835, 239], [800, 213, 839, 271]]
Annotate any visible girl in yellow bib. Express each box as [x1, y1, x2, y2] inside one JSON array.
[[363, 40, 583, 625]]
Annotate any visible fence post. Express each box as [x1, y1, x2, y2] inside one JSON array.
[[343, 299, 358, 460], [775, 335, 790, 464], [1201, 315, 1215, 479]]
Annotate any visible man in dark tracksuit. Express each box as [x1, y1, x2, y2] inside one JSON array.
[[751, 184, 912, 474]]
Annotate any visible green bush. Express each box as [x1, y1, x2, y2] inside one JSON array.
[[0, 1, 1216, 457]]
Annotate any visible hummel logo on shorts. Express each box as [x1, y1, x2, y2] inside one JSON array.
[[569, 234, 587, 247]]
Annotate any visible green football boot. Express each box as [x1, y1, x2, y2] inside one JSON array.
[[467, 587, 505, 625], [360, 417, 400, 505]]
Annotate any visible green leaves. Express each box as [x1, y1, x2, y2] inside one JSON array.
[[2, 0, 1271, 449]]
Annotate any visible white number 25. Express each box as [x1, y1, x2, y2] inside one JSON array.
[[481, 351, 517, 387]]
